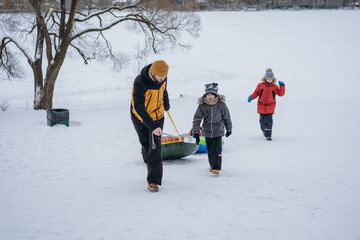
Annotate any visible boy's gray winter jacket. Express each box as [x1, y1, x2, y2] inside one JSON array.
[[192, 95, 232, 138]]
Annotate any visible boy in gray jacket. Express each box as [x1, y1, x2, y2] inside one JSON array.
[[192, 83, 232, 175]]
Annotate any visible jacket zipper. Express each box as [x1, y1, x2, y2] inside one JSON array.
[[155, 83, 164, 121], [155, 91, 159, 121], [211, 107, 214, 138], [265, 83, 270, 114]]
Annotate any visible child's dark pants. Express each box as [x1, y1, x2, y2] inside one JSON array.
[[259, 113, 273, 137], [205, 136, 222, 170]]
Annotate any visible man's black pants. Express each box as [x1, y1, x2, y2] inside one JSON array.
[[205, 136, 222, 170], [259, 113, 273, 137], [131, 114, 164, 185]]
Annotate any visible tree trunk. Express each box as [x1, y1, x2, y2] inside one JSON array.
[[34, 39, 70, 110], [59, 0, 66, 41], [34, 62, 63, 110], [33, 22, 44, 108], [33, 61, 43, 107]]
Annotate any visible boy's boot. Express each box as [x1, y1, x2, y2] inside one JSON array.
[[264, 128, 272, 139], [148, 183, 159, 192]]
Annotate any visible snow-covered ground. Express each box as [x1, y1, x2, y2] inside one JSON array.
[[1, 10, 360, 240]]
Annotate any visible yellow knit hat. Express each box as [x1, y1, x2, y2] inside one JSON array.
[[150, 60, 169, 77]]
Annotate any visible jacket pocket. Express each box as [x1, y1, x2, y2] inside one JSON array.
[[259, 89, 264, 99], [145, 93, 153, 110], [272, 91, 276, 100]]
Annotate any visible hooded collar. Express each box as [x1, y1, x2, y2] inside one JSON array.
[[261, 77, 277, 85], [198, 95, 226, 105], [148, 68, 159, 83]]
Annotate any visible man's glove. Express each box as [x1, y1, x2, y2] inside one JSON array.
[[225, 131, 232, 138], [194, 133, 200, 144], [248, 96, 253, 103], [278, 81, 285, 86]]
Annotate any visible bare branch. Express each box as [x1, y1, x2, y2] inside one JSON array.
[[0, 40, 25, 80], [74, 2, 144, 23], [69, 43, 95, 64], [1, 37, 33, 64], [71, 14, 141, 40]]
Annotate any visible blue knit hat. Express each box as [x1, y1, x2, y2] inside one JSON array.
[[204, 83, 218, 97], [265, 68, 274, 79]]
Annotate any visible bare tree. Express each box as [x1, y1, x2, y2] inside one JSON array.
[[0, 0, 200, 110]]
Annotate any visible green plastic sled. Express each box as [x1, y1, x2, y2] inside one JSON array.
[[162, 141, 199, 160]]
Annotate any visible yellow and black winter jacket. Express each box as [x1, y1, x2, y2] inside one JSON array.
[[131, 64, 170, 131]]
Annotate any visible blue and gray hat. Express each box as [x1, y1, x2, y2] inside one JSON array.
[[204, 83, 219, 97]]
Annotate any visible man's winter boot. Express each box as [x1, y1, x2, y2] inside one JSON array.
[[212, 169, 220, 175], [209, 166, 212, 172], [148, 183, 159, 192]]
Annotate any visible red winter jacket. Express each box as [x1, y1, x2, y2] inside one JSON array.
[[250, 78, 285, 114]]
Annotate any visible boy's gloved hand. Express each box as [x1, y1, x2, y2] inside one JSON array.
[[278, 81, 285, 86], [194, 133, 200, 144], [248, 96, 253, 102], [225, 131, 232, 137]]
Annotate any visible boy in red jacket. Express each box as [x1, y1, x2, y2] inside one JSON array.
[[248, 68, 285, 141]]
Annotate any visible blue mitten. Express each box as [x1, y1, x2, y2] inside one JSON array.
[[279, 81, 285, 86], [248, 96, 253, 103]]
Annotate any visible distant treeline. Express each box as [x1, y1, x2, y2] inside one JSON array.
[[174, 0, 359, 10], [0, 0, 359, 12]]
